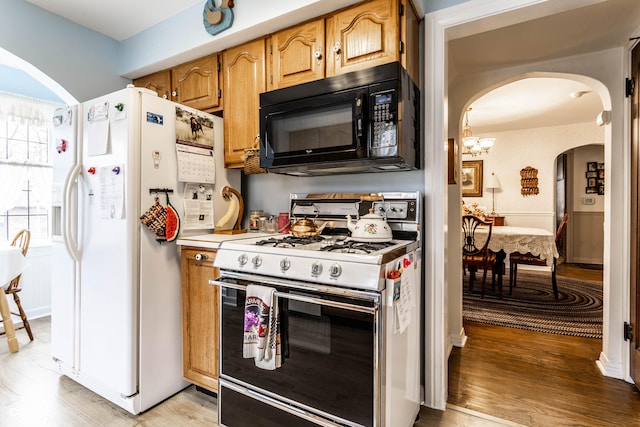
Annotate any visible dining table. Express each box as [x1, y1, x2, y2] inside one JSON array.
[[476, 225, 558, 297], [0, 245, 25, 353]]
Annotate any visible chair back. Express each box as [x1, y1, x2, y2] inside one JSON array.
[[462, 215, 493, 257], [555, 213, 569, 243]]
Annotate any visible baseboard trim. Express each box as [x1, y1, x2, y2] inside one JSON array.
[[449, 326, 467, 348]]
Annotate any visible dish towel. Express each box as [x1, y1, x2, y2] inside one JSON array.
[[243, 284, 281, 370]]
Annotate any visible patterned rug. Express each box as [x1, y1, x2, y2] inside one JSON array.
[[463, 271, 603, 338]]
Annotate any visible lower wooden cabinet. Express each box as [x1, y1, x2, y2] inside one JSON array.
[[181, 247, 219, 393]]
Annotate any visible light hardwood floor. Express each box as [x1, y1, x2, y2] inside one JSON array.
[[1, 265, 631, 427]]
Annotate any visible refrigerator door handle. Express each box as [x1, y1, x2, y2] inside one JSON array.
[[62, 163, 82, 262]]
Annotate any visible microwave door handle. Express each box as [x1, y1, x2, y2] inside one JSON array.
[[355, 94, 366, 140]]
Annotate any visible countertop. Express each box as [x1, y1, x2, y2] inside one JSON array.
[[176, 232, 273, 250]]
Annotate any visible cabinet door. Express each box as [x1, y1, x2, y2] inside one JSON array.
[[325, 0, 400, 76], [133, 70, 172, 100], [171, 54, 222, 111], [267, 19, 325, 91], [181, 247, 219, 392], [222, 38, 266, 169]]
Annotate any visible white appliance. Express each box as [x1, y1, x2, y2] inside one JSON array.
[[212, 192, 422, 427], [50, 86, 239, 414]]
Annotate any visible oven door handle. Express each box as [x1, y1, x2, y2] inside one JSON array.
[[209, 279, 378, 315]]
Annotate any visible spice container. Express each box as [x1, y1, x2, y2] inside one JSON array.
[[278, 212, 291, 234], [249, 210, 263, 231]]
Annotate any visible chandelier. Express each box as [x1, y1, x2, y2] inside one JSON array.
[[462, 108, 495, 156]]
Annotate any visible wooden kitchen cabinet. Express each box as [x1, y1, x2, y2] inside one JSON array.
[[267, 0, 419, 90], [326, 0, 405, 77], [133, 54, 222, 112], [222, 38, 266, 168], [181, 247, 219, 393], [133, 69, 172, 100], [267, 19, 326, 91]]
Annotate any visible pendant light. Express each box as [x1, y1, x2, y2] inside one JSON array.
[[462, 108, 495, 156]]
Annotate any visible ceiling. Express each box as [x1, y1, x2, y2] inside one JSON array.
[[16, 0, 640, 132], [23, 0, 203, 41]]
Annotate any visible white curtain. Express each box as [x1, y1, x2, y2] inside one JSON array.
[[0, 91, 62, 127], [0, 92, 63, 214]]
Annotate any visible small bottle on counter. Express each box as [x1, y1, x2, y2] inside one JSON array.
[[249, 210, 263, 231], [278, 212, 291, 234]]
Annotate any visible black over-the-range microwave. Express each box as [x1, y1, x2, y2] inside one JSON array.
[[259, 61, 420, 176]]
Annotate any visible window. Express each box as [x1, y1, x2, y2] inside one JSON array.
[[0, 93, 61, 242]]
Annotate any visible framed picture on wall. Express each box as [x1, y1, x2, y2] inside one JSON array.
[[587, 161, 597, 172], [462, 160, 483, 197]]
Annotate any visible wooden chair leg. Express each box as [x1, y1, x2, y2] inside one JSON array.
[[481, 268, 489, 299], [509, 262, 514, 294], [552, 259, 559, 299], [12, 292, 33, 341], [468, 266, 477, 291]]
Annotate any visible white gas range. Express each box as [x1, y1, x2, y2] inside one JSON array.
[[211, 192, 422, 427]]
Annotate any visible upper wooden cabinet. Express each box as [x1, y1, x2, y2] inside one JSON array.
[[133, 69, 172, 100], [267, 19, 325, 91], [222, 38, 266, 169], [172, 55, 222, 112], [326, 0, 400, 77], [267, 0, 419, 91], [133, 54, 222, 113]]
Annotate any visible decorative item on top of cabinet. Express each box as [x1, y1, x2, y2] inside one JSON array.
[[223, 38, 266, 169], [520, 166, 539, 196], [203, 0, 234, 36], [181, 247, 219, 393]]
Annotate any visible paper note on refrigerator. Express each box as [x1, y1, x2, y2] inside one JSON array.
[[87, 101, 110, 156], [98, 165, 124, 219], [182, 183, 215, 230]]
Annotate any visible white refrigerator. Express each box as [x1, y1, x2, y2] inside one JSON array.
[[50, 86, 239, 414]]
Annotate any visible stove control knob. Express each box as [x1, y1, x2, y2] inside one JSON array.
[[280, 258, 291, 271], [252, 255, 263, 268], [311, 261, 323, 276], [329, 263, 342, 278], [238, 254, 248, 266]]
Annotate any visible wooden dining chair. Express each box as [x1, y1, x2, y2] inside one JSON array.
[[509, 213, 569, 299], [462, 215, 497, 298], [1, 229, 33, 341]]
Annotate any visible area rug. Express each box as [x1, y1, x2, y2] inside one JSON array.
[[463, 271, 603, 338]]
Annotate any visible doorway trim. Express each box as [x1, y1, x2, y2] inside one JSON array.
[[423, 0, 630, 410]]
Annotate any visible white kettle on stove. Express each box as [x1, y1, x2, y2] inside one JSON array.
[[346, 209, 393, 242]]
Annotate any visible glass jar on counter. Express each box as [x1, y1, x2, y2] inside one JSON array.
[[249, 210, 263, 231]]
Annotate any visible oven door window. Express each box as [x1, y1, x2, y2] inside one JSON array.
[[221, 286, 377, 426]]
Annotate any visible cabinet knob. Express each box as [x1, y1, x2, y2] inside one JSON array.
[[172, 89, 178, 98], [314, 49, 322, 59], [163, 92, 169, 99], [332, 42, 341, 62], [194, 253, 208, 261]]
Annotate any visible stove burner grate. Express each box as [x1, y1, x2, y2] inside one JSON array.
[[320, 240, 395, 254], [255, 235, 325, 248]]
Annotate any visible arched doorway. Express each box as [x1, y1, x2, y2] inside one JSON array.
[[424, 2, 627, 410]]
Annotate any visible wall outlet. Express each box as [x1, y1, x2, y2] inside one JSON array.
[[582, 197, 595, 205]]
